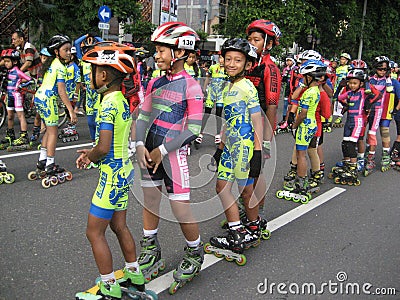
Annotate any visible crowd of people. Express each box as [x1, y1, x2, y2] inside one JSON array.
[[0, 18, 400, 299]]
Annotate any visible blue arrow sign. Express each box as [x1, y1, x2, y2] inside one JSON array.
[[98, 5, 111, 23]]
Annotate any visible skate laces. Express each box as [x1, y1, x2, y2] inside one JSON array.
[[180, 246, 203, 270]]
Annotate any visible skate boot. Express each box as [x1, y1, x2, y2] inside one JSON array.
[[76, 280, 122, 300], [381, 149, 391, 172], [393, 160, 400, 172], [390, 141, 400, 164], [41, 163, 73, 188], [334, 162, 360, 186], [30, 126, 41, 142], [169, 243, 204, 295], [275, 120, 290, 134], [194, 133, 203, 150], [322, 122, 332, 133], [27, 159, 47, 181], [243, 217, 262, 249], [357, 156, 365, 172], [276, 176, 311, 204], [308, 170, 322, 193], [0, 160, 15, 184], [333, 116, 343, 128], [120, 267, 157, 299], [319, 162, 325, 181], [328, 161, 348, 179], [363, 153, 376, 177], [59, 123, 79, 143], [0, 128, 15, 150], [205, 226, 247, 266], [284, 162, 297, 184], [8, 132, 32, 151], [138, 235, 166, 283]]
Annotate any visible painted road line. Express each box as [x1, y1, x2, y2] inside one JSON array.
[[146, 187, 346, 294], [0, 143, 92, 159]]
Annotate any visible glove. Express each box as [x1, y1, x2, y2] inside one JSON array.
[[390, 107, 398, 116], [212, 148, 223, 166], [249, 150, 262, 178], [363, 96, 372, 114]]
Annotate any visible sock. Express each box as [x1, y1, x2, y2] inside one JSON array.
[[125, 261, 140, 273], [143, 228, 158, 237], [357, 153, 364, 159], [39, 147, 47, 161], [186, 236, 201, 248], [101, 271, 116, 284], [228, 221, 241, 228], [92, 141, 96, 148], [46, 156, 54, 167], [369, 151, 375, 155], [383, 147, 390, 152]]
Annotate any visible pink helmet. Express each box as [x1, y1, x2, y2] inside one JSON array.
[[151, 22, 199, 50]]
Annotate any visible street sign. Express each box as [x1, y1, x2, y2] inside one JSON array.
[[98, 5, 111, 23], [98, 22, 110, 30]]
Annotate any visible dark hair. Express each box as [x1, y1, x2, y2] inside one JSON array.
[[13, 29, 25, 39], [41, 56, 56, 77], [247, 28, 266, 40]]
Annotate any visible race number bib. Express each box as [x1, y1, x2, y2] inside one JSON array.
[[178, 36, 196, 50]]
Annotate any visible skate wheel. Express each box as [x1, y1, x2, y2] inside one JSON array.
[[334, 177, 341, 184], [363, 170, 369, 177], [144, 276, 152, 283], [213, 251, 223, 258], [159, 259, 166, 271], [204, 243, 212, 254], [328, 172, 334, 179], [4, 174, 15, 184], [292, 195, 300, 203], [276, 190, 284, 199], [0, 177, 3, 184], [355, 179, 361, 186], [235, 254, 247, 266], [58, 176, 66, 183], [58, 133, 62, 139], [28, 171, 37, 181], [225, 255, 234, 262], [41, 178, 51, 188], [50, 176, 58, 186], [284, 194, 292, 201], [300, 196, 310, 204], [261, 229, 271, 240], [152, 269, 159, 277], [168, 281, 180, 295], [65, 172, 73, 181], [62, 137, 66, 143]]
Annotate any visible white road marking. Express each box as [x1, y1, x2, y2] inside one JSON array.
[[0, 143, 92, 159], [146, 187, 346, 294]]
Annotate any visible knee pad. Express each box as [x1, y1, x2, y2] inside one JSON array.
[[380, 127, 390, 144]]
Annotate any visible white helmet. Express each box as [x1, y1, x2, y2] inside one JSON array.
[[299, 50, 321, 61]]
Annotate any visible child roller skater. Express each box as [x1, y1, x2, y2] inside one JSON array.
[[276, 59, 326, 204], [205, 38, 263, 265], [75, 42, 154, 300], [32, 35, 77, 187], [329, 69, 378, 185], [135, 22, 204, 294]]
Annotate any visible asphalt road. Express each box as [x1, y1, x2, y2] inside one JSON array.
[[0, 113, 399, 300]]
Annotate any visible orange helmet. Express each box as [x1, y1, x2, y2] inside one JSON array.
[[82, 41, 136, 74]]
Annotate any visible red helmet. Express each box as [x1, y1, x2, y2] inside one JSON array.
[[350, 59, 368, 70], [82, 41, 136, 74], [1, 48, 20, 60], [246, 19, 281, 46], [151, 22, 199, 50]]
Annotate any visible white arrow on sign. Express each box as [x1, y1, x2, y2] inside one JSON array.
[[100, 8, 110, 21]]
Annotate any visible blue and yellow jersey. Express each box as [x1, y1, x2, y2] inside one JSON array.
[[184, 62, 201, 78], [208, 63, 226, 80], [222, 78, 260, 138], [35, 58, 67, 103], [81, 60, 100, 112], [298, 85, 320, 128], [65, 61, 80, 101], [95, 91, 133, 171]]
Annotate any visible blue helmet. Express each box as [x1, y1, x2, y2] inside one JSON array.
[[40, 47, 51, 57], [299, 59, 327, 78]]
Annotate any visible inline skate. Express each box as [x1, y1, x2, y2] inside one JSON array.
[[59, 124, 79, 143], [0, 128, 15, 150], [27, 160, 47, 181], [41, 163, 73, 188], [322, 122, 332, 133], [391, 141, 400, 171], [333, 162, 360, 186], [7, 132, 32, 151], [204, 226, 247, 266], [363, 153, 375, 177], [275, 120, 291, 134], [328, 161, 348, 179], [284, 162, 297, 183], [307, 170, 322, 194], [276, 176, 311, 204], [259, 217, 271, 240], [242, 217, 262, 249], [381, 150, 391, 172], [169, 243, 204, 295], [0, 160, 15, 184], [138, 235, 166, 283]]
